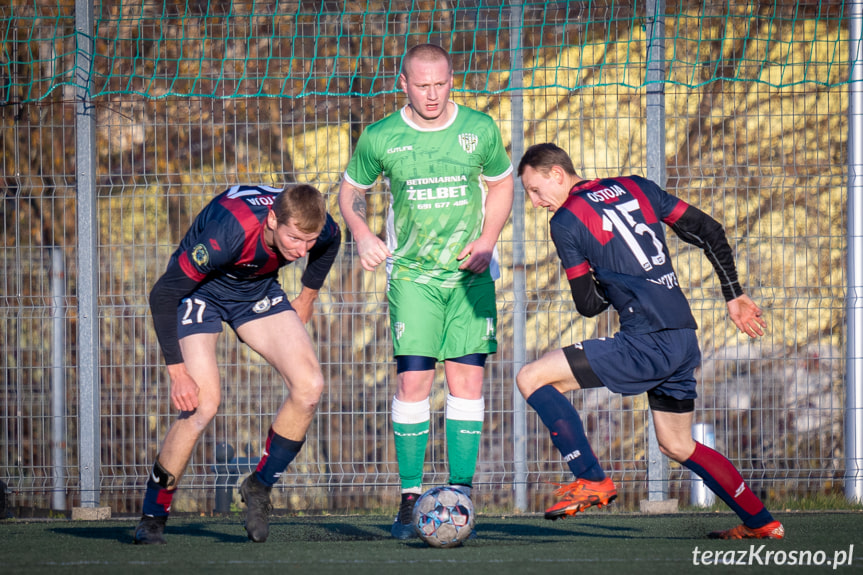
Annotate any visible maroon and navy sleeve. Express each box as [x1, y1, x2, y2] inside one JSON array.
[[301, 212, 341, 290]]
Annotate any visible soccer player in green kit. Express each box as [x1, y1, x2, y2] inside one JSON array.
[[338, 43, 514, 539]]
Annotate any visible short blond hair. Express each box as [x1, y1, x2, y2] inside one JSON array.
[[273, 184, 326, 234], [401, 43, 452, 79]]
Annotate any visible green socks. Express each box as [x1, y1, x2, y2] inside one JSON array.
[[445, 394, 484, 487], [392, 394, 485, 490], [392, 396, 430, 491]]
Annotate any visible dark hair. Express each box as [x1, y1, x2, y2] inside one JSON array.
[[401, 43, 453, 78], [272, 184, 326, 233], [517, 143, 577, 177]]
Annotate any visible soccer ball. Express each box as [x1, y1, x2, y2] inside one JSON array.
[[412, 486, 475, 548]]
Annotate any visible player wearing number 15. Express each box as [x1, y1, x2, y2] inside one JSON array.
[[516, 143, 784, 540], [133, 184, 341, 545]]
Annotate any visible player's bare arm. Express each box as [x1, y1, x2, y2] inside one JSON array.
[[727, 293, 767, 338], [457, 173, 514, 273], [337, 179, 391, 271]]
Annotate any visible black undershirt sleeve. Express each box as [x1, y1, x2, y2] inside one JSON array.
[[567, 273, 611, 317], [148, 263, 201, 365], [668, 205, 743, 302], [301, 214, 341, 290]]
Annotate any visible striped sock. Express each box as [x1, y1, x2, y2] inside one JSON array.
[[255, 427, 305, 487], [141, 478, 175, 517]]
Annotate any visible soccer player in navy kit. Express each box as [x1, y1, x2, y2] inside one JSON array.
[[516, 143, 784, 540], [133, 184, 341, 545]]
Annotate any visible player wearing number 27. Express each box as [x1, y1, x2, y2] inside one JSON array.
[[516, 143, 784, 540], [133, 184, 340, 545], [338, 44, 513, 539]]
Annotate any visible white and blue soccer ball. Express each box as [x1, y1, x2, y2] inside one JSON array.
[[412, 486, 475, 548]]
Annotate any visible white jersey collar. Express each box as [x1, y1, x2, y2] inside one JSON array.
[[400, 101, 459, 132]]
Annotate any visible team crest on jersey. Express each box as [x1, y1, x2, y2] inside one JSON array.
[[458, 133, 478, 154], [253, 296, 271, 313], [394, 321, 405, 341], [191, 244, 209, 266]]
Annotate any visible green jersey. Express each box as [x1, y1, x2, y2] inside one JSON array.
[[344, 103, 512, 286]]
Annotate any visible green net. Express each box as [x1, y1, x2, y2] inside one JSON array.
[[0, 1, 851, 105]]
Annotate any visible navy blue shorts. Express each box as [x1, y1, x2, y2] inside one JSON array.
[[567, 329, 701, 402], [176, 283, 294, 338]]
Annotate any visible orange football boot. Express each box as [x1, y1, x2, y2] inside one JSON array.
[[708, 520, 785, 540], [544, 477, 618, 520]]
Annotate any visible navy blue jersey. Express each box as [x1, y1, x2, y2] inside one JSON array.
[[171, 184, 339, 299], [550, 175, 697, 334], [150, 184, 341, 364]]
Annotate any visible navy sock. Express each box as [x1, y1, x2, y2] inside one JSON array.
[[255, 428, 305, 487], [141, 478, 174, 517], [527, 386, 605, 481]]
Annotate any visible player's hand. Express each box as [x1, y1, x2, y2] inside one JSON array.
[[727, 294, 767, 338], [356, 234, 391, 271], [167, 363, 200, 412], [291, 287, 319, 324], [457, 237, 494, 273]]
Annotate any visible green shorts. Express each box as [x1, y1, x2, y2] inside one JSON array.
[[387, 278, 498, 361]]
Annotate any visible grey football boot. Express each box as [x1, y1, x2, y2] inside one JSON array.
[[239, 473, 273, 542]]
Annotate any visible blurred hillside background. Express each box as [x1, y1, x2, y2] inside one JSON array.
[[0, 0, 853, 515]]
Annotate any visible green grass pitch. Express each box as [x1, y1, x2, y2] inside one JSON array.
[[2, 512, 861, 574]]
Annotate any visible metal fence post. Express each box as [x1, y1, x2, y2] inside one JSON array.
[[645, 0, 669, 503], [75, 0, 100, 508], [847, 0, 863, 504], [509, 0, 528, 514], [51, 247, 67, 511]]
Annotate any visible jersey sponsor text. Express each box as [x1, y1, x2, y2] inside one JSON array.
[[407, 185, 469, 202]]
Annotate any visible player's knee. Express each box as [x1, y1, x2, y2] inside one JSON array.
[[197, 399, 221, 422], [657, 437, 693, 463], [179, 401, 219, 432], [515, 363, 540, 398], [201, 388, 222, 408], [290, 372, 324, 412]]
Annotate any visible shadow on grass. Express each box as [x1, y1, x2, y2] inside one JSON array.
[[284, 519, 389, 541], [478, 519, 641, 538], [51, 521, 248, 544], [273, 514, 657, 543], [291, 518, 642, 543], [301, 517, 649, 547], [47, 514, 699, 546]]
